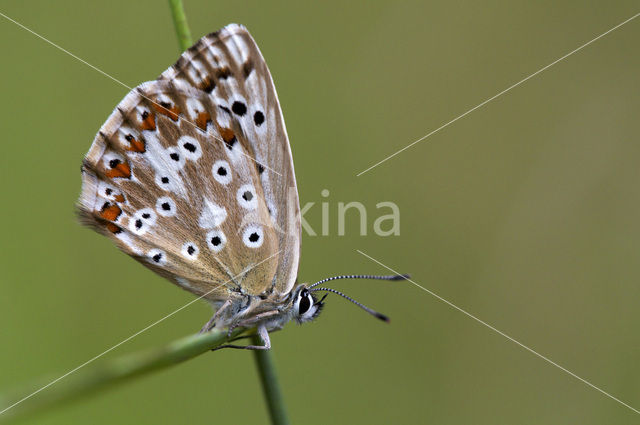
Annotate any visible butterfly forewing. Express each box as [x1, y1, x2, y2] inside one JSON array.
[[158, 24, 301, 296], [79, 24, 300, 302]]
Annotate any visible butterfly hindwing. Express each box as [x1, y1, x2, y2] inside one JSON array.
[[78, 80, 280, 300], [158, 24, 301, 296]]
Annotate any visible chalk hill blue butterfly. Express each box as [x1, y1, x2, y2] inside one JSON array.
[[78, 24, 407, 349]]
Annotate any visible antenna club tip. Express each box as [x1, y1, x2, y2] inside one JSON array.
[[376, 313, 390, 323], [391, 274, 410, 281]]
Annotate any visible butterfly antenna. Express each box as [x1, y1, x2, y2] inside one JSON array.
[[308, 273, 409, 289], [309, 287, 390, 322]]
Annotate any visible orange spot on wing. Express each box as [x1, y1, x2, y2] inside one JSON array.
[[106, 223, 121, 233], [114, 194, 125, 202], [125, 136, 146, 153], [152, 103, 180, 121], [220, 127, 235, 143], [106, 162, 131, 179], [195, 112, 211, 130], [100, 203, 122, 221], [140, 111, 156, 131]]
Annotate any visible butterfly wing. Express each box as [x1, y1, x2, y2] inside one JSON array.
[[78, 80, 283, 300], [158, 24, 301, 296], [78, 24, 301, 300]]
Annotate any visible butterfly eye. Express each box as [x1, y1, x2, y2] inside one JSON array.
[[295, 290, 319, 323], [298, 293, 311, 315], [212, 160, 232, 185]]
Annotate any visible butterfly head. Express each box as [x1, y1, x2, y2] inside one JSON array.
[[291, 285, 327, 324], [286, 274, 410, 326]]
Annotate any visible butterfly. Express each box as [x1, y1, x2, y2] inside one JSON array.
[[77, 23, 407, 350]]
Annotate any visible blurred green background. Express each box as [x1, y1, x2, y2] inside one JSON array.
[[1, 1, 639, 423]]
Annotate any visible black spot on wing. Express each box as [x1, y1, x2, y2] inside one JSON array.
[[232, 101, 247, 116]]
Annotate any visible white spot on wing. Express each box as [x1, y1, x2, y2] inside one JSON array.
[[267, 200, 278, 223], [115, 232, 141, 255], [186, 66, 204, 85], [242, 225, 264, 248], [102, 151, 125, 169], [97, 180, 121, 202], [181, 242, 199, 260], [226, 140, 245, 164], [156, 196, 177, 217], [212, 160, 232, 185], [237, 184, 257, 210], [143, 132, 188, 198], [135, 106, 152, 126], [198, 198, 227, 228], [147, 249, 167, 266], [165, 146, 186, 169], [176, 277, 192, 288], [190, 60, 208, 79], [186, 98, 205, 120], [130, 208, 157, 235], [155, 93, 172, 107], [214, 103, 232, 128], [206, 229, 227, 253], [178, 135, 201, 161]]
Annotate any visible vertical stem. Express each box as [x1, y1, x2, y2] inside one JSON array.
[[252, 335, 290, 425], [168, 0, 193, 52], [165, 4, 290, 422]]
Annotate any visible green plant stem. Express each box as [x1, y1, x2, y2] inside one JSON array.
[[165, 4, 291, 422], [168, 0, 193, 52], [252, 335, 290, 425], [0, 328, 244, 423]]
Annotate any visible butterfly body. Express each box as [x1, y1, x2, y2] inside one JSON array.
[[209, 285, 322, 333]]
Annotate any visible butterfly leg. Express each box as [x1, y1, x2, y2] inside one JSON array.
[[212, 324, 271, 351], [199, 299, 232, 334]]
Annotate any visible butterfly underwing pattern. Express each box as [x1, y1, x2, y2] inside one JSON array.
[[78, 24, 405, 350]]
